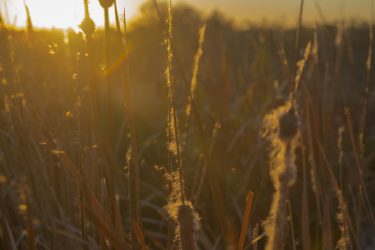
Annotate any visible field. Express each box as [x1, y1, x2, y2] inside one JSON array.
[[0, 0, 375, 249]]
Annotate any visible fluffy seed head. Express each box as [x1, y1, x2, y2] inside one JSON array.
[[262, 99, 299, 250]]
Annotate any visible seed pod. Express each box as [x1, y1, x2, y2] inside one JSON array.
[[99, 0, 114, 8], [278, 107, 298, 141], [80, 16, 96, 37]]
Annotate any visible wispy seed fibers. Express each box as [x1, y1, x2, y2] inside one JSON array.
[[262, 99, 299, 250]]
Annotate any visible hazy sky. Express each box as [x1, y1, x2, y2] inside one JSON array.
[[1, 0, 372, 28], [174, 0, 371, 26]]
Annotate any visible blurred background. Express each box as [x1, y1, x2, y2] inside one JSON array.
[[1, 0, 372, 28]]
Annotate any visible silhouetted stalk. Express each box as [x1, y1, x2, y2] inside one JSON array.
[[97, 4, 123, 239], [123, 9, 127, 42], [104, 6, 111, 121], [82, 1, 126, 248], [358, 0, 375, 229], [295, 0, 304, 68], [120, 8, 143, 249], [252, 224, 260, 250], [360, 0, 373, 160], [79, 0, 96, 248], [98, 0, 114, 130], [23, 1, 33, 34], [287, 200, 297, 250], [344, 108, 363, 239], [316, 139, 359, 249], [0, 12, 4, 27], [237, 191, 254, 250], [114, 0, 121, 35], [300, 144, 311, 250]]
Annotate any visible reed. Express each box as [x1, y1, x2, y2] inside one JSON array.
[[177, 204, 199, 250], [262, 100, 299, 250], [23, 1, 33, 34], [165, 0, 185, 202], [122, 9, 143, 248], [237, 191, 254, 250], [1, 1, 375, 249], [184, 24, 206, 135]]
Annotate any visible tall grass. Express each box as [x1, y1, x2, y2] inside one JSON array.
[[0, 0, 374, 249]]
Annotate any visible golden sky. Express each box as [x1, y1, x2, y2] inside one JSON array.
[[1, 0, 140, 29], [178, 0, 372, 25], [0, 0, 372, 29]]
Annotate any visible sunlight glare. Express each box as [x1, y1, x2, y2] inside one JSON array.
[[4, 0, 140, 29]]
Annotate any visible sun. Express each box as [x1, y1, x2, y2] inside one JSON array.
[[4, 0, 140, 29]]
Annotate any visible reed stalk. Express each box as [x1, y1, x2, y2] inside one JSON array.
[[122, 9, 143, 250]]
